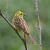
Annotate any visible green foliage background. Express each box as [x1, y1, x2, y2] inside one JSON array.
[[0, 0, 50, 50]]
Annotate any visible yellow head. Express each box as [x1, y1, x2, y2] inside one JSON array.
[[15, 11, 25, 17]]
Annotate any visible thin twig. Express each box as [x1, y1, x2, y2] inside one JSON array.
[[34, 0, 42, 50], [0, 10, 27, 50], [6, 0, 8, 17], [24, 34, 27, 50]]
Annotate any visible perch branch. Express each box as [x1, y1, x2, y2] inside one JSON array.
[[24, 34, 27, 50], [35, 0, 42, 50], [0, 10, 27, 50]]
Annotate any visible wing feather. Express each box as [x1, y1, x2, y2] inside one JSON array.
[[14, 17, 28, 34]]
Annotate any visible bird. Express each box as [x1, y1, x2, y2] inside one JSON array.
[[12, 11, 35, 44]]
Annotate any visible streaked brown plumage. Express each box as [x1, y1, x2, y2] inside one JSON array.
[[12, 11, 35, 44]]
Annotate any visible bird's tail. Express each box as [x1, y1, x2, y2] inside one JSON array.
[[28, 33, 36, 44]]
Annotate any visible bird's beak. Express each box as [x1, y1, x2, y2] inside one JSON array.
[[23, 13, 26, 16]]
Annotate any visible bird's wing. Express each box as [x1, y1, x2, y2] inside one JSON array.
[[14, 17, 28, 34]]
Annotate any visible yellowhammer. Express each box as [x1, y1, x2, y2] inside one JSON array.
[[12, 11, 35, 44]]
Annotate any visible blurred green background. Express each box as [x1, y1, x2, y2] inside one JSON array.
[[0, 0, 50, 50]]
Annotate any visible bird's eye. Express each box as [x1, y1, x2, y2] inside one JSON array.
[[20, 13, 22, 15]]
